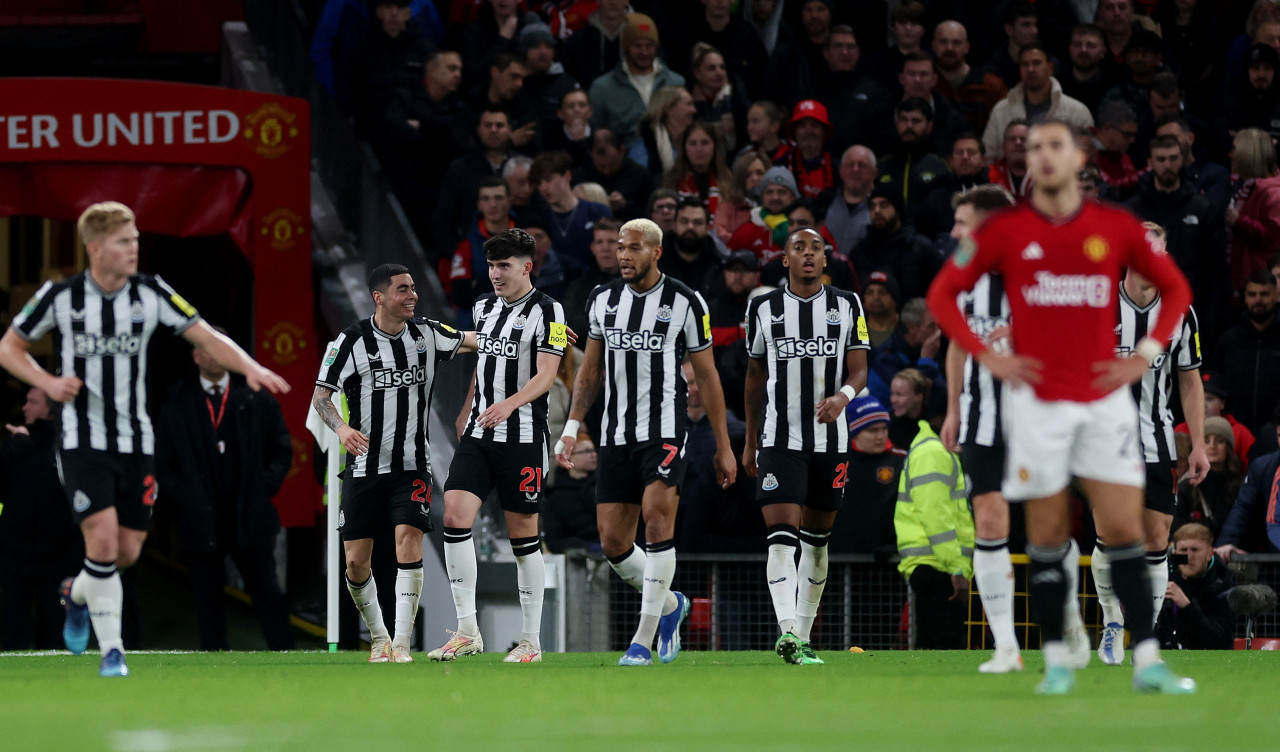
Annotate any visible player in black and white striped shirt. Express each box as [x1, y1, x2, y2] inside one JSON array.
[[555, 218, 737, 667], [432, 229, 568, 664], [313, 263, 476, 663], [742, 226, 869, 665], [938, 185, 1088, 674], [0, 201, 289, 677], [1092, 223, 1211, 666]]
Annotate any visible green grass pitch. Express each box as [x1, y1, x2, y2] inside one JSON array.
[[1, 649, 1274, 751]]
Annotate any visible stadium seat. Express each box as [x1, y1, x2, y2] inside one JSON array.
[[1232, 638, 1280, 650], [688, 597, 713, 650]]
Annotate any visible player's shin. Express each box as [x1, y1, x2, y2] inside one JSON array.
[[512, 536, 545, 647], [1109, 544, 1156, 647], [795, 528, 830, 642], [393, 561, 424, 647], [1090, 541, 1123, 625], [1146, 550, 1168, 627], [444, 527, 480, 635], [973, 538, 1018, 650], [83, 559, 124, 655], [1027, 543, 1069, 666], [765, 524, 800, 635], [632, 539, 676, 648], [345, 570, 390, 640]]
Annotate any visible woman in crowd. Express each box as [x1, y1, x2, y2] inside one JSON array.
[[688, 42, 750, 155], [664, 120, 736, 225], [1174, 417, 1244, 539], [888, 367, 930, 449], [715, 149, 770, 244], [1226, 128, 1280, 297], [631, 85, 698, 175]]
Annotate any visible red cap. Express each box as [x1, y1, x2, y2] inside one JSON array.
[[790, 99, 831, 127]]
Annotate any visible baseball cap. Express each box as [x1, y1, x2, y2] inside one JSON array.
[[725, 249, 760, 271], [790, 99, 831, 128], [865, 269, 901, 305]]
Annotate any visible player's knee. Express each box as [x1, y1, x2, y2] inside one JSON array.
[[345, 556, 371, 581], [441, 509, 472, 529], [116, 548, 140, 569], [971, 494, 1009, 538], [598, 532, 632, 558]]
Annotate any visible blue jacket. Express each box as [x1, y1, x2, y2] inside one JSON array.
[[1217, 449, 1280, 553], [311, 0, 443, 96]]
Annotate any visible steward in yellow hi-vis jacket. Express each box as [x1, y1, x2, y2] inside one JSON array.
[[896, 420, 975, 648]]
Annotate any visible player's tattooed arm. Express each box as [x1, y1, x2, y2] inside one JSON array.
[[313, 385, 370, 456]]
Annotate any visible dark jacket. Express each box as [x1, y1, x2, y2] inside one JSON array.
[[431, 149, 512, 259], [560, 13, 623, 86], [816, 69, 894, 157], [876, 146, 952, 231], [155, 377, 292, 553], [0, 420, 80, 572], [544, 471, 599, 553], [561, 267, 619, 341], [573, 158, 655, 222], [349, 21, 435, 119], [918, 171, 990, 242], [850, 223, 942, 304], [830, 446, 906, 555], [524, 65, 581, 144], [667, 14, 769, 99], [1211, 311, 1280, 433], [659, 235, 721, 295], [1216, 449, 1280, 554], [1157, 555, 1237, 650]]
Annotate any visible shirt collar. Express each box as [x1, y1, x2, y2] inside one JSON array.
[[199, 373, 230, 394]]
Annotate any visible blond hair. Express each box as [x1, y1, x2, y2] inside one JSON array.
[[1234, 128, 1279, 180], [1173, 522, 1214, 546], [619, 218, 663, 248], [77, 201, 135, 246], [573, 181, 609, 206]]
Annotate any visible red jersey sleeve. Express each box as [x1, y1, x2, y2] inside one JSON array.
[[926, 228, 1002, 357], [1125, 222, 1192, 345]]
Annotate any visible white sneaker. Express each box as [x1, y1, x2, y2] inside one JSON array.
[[1098, 623, 1125, 666], [503, 640, 542, 663], [391, 641, 414, 663], [369, 635, 392, 663], [427, 629, 484, 661], [1064, 621, 1091, 670], [978, 646, 1024, 674]]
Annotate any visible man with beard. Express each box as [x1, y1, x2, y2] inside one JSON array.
[[729, 166, 799, 262], [931, 20, 1007, 135], [987, 120, 1031, 199], [897, 52, 972, 155], [876, 97, 952, 232], [573, 129, 655, 221], [1059, 24, 1114, 116], [1211, 270, 1280, 433], [919, 134, 991, 243], [659, 199, 722, 294], [850, 185, 941, 303]]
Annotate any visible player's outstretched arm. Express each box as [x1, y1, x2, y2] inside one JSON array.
[[815, 348, 869, 424], [476, 350, 562, 429], [311, 384, 369, 456], [741, 357, 766, 477], [688, 347, 737, 489], [0, 328, 81, 402], [1178, 367, 1210, 485], [455, 330, 479, 353], [555, 337, 604, 469], [183, 321, 290, 394]]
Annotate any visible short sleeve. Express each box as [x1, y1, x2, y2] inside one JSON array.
[[537, 301, 569, 355], [426, 319, 465, 362], [149, 275, 200, 334], [745, 296, 766, 359], [11, 281, 58, 342], [587, 289, 604, 340], [847, 292, 870, 351], [317, 332, 357, 390], [1176, 305, 1202, 371], [681, 291, 712, 352]]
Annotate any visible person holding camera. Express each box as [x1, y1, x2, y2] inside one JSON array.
[[1157, 523, 1237, 650]]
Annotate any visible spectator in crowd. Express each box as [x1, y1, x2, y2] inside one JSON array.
[[707, 250, 761, 419], [741, 0, 790, 56], [1097, 0, 1139, 63], [573, 128, 654, 221], [659, 198, 722, 293], [448, 176, 516, 323], [588, 13, 685, 142], [758, 199, 851, 288], [825, 145, 877, 256], [156, 336, 295, 652], [1145, 71, 1222, 168], [932, 20, 1008, 135], [432, 106, 517, 259], [850, 186, 941, 303], [530, 150, 612, 269], [1155, 114, 1232, 220], [876, 98, 952, 232], [1224, 43, 1280, 140], [1178, 372, 1257, 468], [0, 387, 80, 650], [862, 269, 900, 349], [985, 2, 1042, 88], [814, 25, 894, 158], [831, 395, 904, 555], [465, 53, 538, 152], [1221, 0, 1280, 89], [887, 366, 932, 449], [665, 121, 735, 226], [784, 99, 839, 203], [1227, 129, 1280, 295], [518, 214, 574, 301], [646, 188, 680, 234], [919, 133, 990, 243], [1059, 23, 1114, 115], [738, 100, 796, 165], [729, 165, 797, 262], [1092, 100, 1143, 198], [561, 217, 622, 338], [987, 119, 1031, 198], [544, 432, 600, 553], [560, 0, 629, 85], [632, 86, 698, 175], [897, 52, 972, 155], [374, 48, 470, 256], [895, 403, 973, 649], [1212, 270, 1280, 433], [1157, 523, 1237, 650], [1079, 163, 1104, 201], [503, 155, 535, 213], [544, 89, 592, 166], [1214, 403, 1280, 559], [715, 150, 769, 244], [1125, 135, 1229, 341], [1101, 29, 1166, 131], [311, 0, 443, 105], [688, 43, 751, 154], [1173, 418, 1244, 540], [349, 0, 436, 120], [872, 295, 943, 400], [1151, 0, 1219, 106], [667, 0, 769, 100], [982, 41, 1094, 161], [461, 0, 538, 93], [763, 0, 834, 105], [521, 23, 581, 146]]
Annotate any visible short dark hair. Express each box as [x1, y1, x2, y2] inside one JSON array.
[[529, 151, 574, 186], [1154, 112, 1191, 133], [1005, 118, 1030, 135], [368, 263, 410, 292], [953, 184, 1015, 213], [483, 228, 537, 261], [675, 197, 709, 219], [786, 196, 825, 223], [1071, 23, 1105, 44], [646, 187, 680, 214], [1003, 1, 1036, 26], [1149, 135, 1182, 153], [901, 50, 936, 70], [1247, 268, 1278, 288], [478, 104, 510, 123], [1017, 40, 1050, 63], [1150, 70, 1180, 100], [591, 128, 625, 151], [1097, 100, 1138, 129], [477, 175, 509, 197], [593, 217, 623, 235], [491, 53, 525, 73], [829, 24, 857, 43], [558, 86, 587, 109], [896, 96, 934, 120], [891, 1, 927, 26], [952, 131, 985, 155]]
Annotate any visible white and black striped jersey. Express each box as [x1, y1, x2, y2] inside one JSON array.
[[957, 273, 1011, 448], [316, 317, 463, 478], [586, 275, 711, 446], [11, 273, 200, 455], [745, 285, 870, 452], [1116, 287, 1201, 464], [463, 289, 568, 443]]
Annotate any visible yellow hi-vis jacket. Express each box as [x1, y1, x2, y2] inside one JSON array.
[[895, 421, 975, 580]]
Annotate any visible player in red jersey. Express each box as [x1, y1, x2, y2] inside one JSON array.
[[927, 119, 1197, 695]]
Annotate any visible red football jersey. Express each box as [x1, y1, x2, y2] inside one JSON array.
[[928, 201, 1192, 402]]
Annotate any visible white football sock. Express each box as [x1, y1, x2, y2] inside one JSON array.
[[346, 571, 389, 641], [1063, 538, 1085, 629], [631, 543, 676, 649], [514, 543, 545, 648], [795, 531, 830, 642], [1147, 550, 1169, 628], [393, 562, 424, 646], [444, 529, 479, 636], [610, 543, 677, 613], [1091, 542, 1123, 626], [1131, 637, 1161, 672], [973, 539, 1019, 651], [84, 563, 123, 656], [766, 525, 799, 635]]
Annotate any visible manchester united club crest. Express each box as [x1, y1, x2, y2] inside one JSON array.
[[1083, 235, 1109, 262], [243, 102, 300, 159], [876, 466, 895, 484]]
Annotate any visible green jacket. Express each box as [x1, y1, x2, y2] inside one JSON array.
[[895, 421, 974, 579], [588, 60, 686, 141]]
